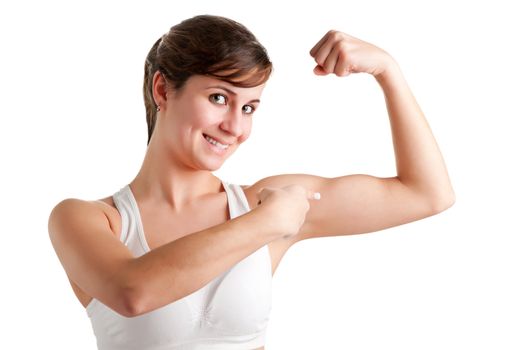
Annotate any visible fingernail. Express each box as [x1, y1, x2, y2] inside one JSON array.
[[314, 192, 321, 200]]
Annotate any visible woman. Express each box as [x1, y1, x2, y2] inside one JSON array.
[[48, 14, 455, 350]]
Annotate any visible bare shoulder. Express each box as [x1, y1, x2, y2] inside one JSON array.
[[48, 195, 137, 312], [93, 196, 122, 238], [48, 196, 121, 239]]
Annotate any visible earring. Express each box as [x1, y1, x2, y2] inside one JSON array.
[[156, 105, 161, 112]]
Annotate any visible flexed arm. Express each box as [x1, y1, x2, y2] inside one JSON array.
[[250, 31, 455, 242], [310, 30, 455, 206], [376, 61, 454, 203]]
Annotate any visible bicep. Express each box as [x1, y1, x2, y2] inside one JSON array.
[[48, 199, 135, 314], [298, 174, 437, 241]]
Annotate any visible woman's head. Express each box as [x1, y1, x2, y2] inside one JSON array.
[[143, 14, 273, 146]]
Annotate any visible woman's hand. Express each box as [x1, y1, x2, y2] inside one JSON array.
[[309, 30, 395, 78], [256, 185, 320, 239]]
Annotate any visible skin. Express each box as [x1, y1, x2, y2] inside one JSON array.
[[128, 71, 265, 213], [49, 29, 455, 350], [129, 29, 456, 245]]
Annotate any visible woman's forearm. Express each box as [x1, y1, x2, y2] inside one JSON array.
[[120, 207, 279, 317], [375, 60, 455, 207]]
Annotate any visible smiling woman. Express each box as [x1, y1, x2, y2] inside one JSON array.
[[49, 14, 280, 350], [146, 71, 267, 169], [48, 12, 455, 350], [143, 15, 272, 146]]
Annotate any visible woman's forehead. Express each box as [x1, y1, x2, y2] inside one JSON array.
[[191, 74, 266, 95]]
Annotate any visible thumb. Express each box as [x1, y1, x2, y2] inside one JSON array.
[[313, 65, 328, 75], [256, 187, 276, 205]]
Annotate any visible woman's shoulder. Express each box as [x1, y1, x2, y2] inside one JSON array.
[[49, 196, 121, 238], [93, 196, 121, 237]]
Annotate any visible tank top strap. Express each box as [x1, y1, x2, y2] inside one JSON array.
[[111, 181, 250, 256], [112, 185, 150, 256], [221, 180, 251, 219]]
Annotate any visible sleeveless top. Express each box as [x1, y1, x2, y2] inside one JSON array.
[[86, 180, 273, 350]]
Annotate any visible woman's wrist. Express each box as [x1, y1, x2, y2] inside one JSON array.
[[374, 57, 404, 89]]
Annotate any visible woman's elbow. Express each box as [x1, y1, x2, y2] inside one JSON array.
[[108, 268, 149, 318], [430, 189, 456, 214], [117, 286, 145, 318]]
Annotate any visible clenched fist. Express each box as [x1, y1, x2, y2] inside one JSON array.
[[309, 30, 395, 78]]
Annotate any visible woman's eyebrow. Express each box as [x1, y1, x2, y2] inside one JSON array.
[[206, 85, 261, 104]]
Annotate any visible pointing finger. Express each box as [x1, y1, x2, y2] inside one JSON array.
[[308, 189, 321, 200]]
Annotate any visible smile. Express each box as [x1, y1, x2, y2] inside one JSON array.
[[203, 134, 230, 150]]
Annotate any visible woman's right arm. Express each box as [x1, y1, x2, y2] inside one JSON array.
[[47, 198, 286, 318]]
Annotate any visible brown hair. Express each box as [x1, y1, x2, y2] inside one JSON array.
[[143, 15, 273, 145]]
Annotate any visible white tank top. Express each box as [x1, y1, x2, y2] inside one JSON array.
[[86, 180, 273, 350]]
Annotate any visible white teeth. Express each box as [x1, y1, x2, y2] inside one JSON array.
[[205, 135, 229, 149]]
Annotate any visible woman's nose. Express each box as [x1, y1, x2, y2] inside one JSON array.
[[220, 108, 244, 137]]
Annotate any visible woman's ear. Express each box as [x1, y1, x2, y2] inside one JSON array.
[[152, 70, 169, 108]]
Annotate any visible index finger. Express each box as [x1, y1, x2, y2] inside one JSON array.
[[307, 189, 321, 200], [309, 30, 332, 58]]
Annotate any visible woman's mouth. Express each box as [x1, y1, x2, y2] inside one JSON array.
[[203, 134, 230, 152]]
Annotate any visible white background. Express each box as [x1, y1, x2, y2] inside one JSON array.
[[1, 0, 526, 349]]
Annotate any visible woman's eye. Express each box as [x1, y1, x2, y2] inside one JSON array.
[[243, 105, 255, 114], [210, 94, 227, 105], [209, 94, 255, 115]]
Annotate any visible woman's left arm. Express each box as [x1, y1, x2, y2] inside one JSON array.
[[373, 43, 456, 206], [311, 30, 455, 203], [250, 30, 455, 242]]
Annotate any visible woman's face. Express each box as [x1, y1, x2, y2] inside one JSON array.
[[159, 74, 266, 171]]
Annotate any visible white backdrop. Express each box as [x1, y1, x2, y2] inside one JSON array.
[[1, 0, 526, 349]]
